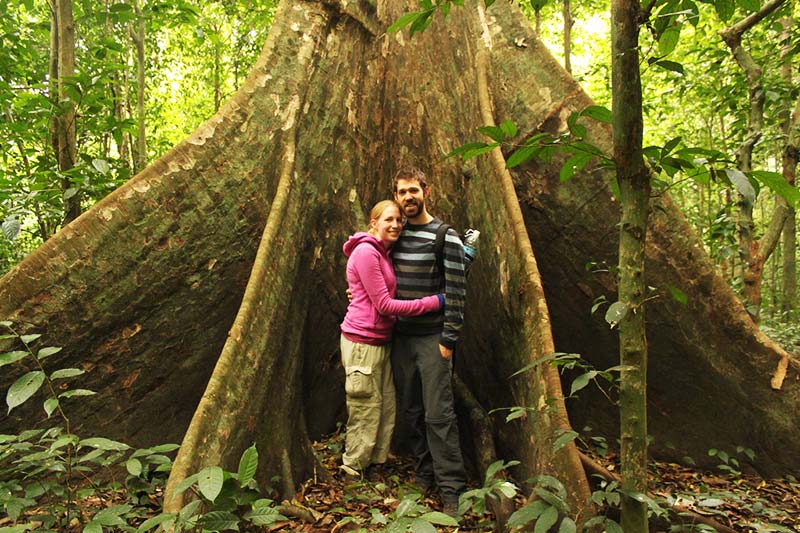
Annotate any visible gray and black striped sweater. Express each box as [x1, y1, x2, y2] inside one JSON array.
[[392, 218, 466, 349]]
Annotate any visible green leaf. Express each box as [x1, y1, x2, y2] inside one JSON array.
[[752, 171, 800, 207], [506, 145, 539, 169], [20, 334, 41, 344], [80, 437, 130, 451], [559, 517, 577, 533], [570, 371, 597, 396], [419, 511, 459, 526], [667, 285, 688, 305], [553, 430, 578, 451], [7, 371, 45, 413], [127, 458, 143, 476], [661, 136, 682, 159], [197, 510, 239, 531], [2, 219, 21, 241], [725, 168, 756, 205], [0, 351, 28, 368], [477, 125, 506, 143], [44, 398, 59, 418], [198, 466, 224, 502], [580, 105, 612, 123], [83, 521, 102, 533], [605, 301, 628, 328], [136, 513, 175, 533], [51, 368, 85, 380], [92, 159, 110, 175], [387, 12, 420, 33], [560, 153, 593, 182], [173, 473, 199, 496], [658, 24, 681, 56], [736, 0, 760, 12], [507, 500, 547, 527], [244, 502, 286, 526], [534, 505, 559, 533], [410, 518, 437, 533], [446, 142, 490, 159], [463, 142, 500, 159], [606, 518, 624, 533], [485, 0, 496, 7], [653, 59, 684, 74], [237, 444, 258, 484], [715, 0, 735, 20], [499, 119, 517, 138], [38, 346, 63, 360], [408, 9, 435, 37], [60, 389, 97, 399]]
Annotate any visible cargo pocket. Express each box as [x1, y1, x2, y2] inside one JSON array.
[[345, 365, 374, 399]]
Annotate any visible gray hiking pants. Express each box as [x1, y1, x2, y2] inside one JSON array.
[[391, 333, 466, 501]]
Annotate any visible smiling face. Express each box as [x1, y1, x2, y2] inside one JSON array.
[[369, 203, 403, 246], [393, 177, 429, 222]]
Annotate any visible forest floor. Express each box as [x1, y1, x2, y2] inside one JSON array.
[[275, 433, 800, 532]]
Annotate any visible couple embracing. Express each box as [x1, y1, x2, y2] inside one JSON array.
[[339, 166, 467, 514]]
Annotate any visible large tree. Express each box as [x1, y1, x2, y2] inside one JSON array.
[[1, 0, 798, 521]]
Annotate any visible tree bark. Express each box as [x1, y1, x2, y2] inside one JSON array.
[[563, 0, 572, 74], [1, 1, 799, 523], [54, 0, 81, 224], [131, 0, 147, 174], [780, 6, 797, 312], [611, 0, 649, 530], [720, 0, 788, 321]]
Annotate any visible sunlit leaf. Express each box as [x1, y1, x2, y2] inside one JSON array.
[[7, 371, 45, 413], [198, 466, 224, 502]]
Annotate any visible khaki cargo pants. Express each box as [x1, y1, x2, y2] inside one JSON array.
[[340, 335, 396, 470]]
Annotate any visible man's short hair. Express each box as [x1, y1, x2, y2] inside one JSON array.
[[393, 166, 427, 192]]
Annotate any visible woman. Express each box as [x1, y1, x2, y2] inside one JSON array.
[[339, 200, 443, 477]]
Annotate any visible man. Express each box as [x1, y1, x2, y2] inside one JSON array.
[[390, 166, 467, 516]]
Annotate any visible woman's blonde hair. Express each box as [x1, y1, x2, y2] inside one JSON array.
[[368, 200, 401, 232]]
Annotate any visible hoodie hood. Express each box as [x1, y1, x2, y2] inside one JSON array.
[[343, 232, 388, 258]]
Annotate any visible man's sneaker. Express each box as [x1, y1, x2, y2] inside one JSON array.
[[414, 475, 434, 494], [442, 498, 461, 520]]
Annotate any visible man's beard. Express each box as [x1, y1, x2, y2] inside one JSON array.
[[402, 199, 423, 218]]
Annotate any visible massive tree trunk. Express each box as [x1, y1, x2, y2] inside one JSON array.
[[1, 0, 799, 520]]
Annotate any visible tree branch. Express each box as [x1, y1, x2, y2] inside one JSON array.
[[719, 0, 786, 43]]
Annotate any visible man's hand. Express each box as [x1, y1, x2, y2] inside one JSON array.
[[346, 288, 353, 303], [439, 344, 453, 360]]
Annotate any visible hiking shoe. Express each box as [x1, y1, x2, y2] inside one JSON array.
[[442, 498, 461, 519], [414, 475, 435, 494], [339, 464, 362, 481]]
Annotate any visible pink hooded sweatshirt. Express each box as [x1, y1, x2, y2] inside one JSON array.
[[340, 232, 443, 345]]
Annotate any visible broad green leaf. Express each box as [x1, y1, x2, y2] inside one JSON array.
[[752, 171, 800, 207], [127, 458, 143, 476], [667, 285, 688, 305], [60, 389, 97, 399], [737, 0, 760, 12], [605, 301, 628, 328], [83, 521, 102, 533], [244, 503, 286, 526], [658, 24, 681, 56], [387, 12, 420, 33], [506, 145, 539, 168], [135, 513, 175, 533], [173, 473, 199, 496], [553, 430, 579, 451], [580, 105, 612, 123], [410, 518, 437, 533], [0, 351, 28, 368], [477, 125, 506, 143], [661, 136, 682, 159], [19, 334, 41, 344], [38, 346, 63, 360], [237, 444, 258, 484], [606, 518, 624, 533], [408, 9, 435, 37], [463, 142, 499, 159], [44, 398, 59, 418], [725, 168, 756, 205], [486, 0, 496, 7], [499, 118, 517, 138], [80, 437, 130, 451], [507, 500, 547, 527], [7, 371, 45, 413], [446, 142, 490, 159], [419, 512, 458, 526], [198, 466, 224, 502], [51, 368, 85, 380], [654, 60, 684, 74], [197, 510, 239, 531], [715, 0, 735, 20], [534, 505, 558, 533], [560, 153, 593, 182]]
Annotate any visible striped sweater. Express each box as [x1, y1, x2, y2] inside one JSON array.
[[393, 218, 466, 349]]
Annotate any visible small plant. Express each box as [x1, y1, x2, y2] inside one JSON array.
[[459, 459, 519, 516], [708, 446, 755, 476]]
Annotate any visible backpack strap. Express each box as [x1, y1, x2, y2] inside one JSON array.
[[435, 223, 451, 277]]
